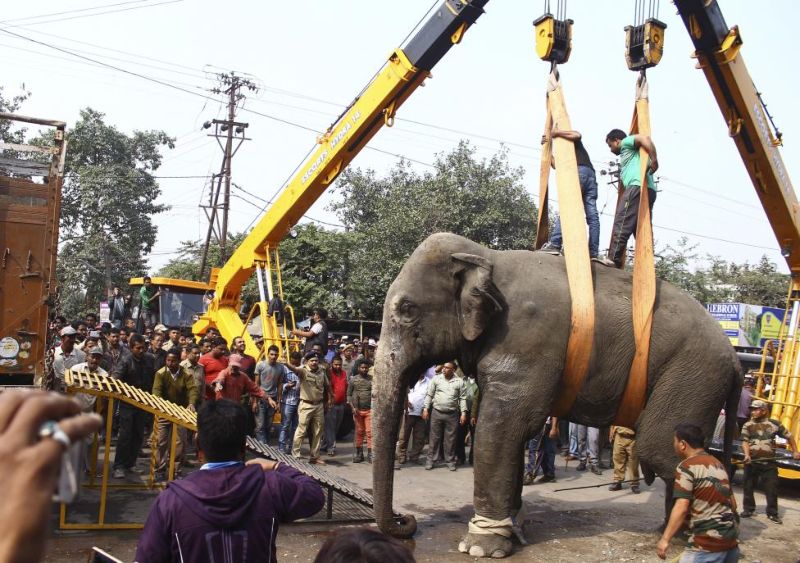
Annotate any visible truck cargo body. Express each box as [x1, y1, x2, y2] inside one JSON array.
[[0, 113, 65, 385]]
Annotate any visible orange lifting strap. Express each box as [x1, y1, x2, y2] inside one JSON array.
[[535, 69, 596, 417], [613, 73, 657, 427]]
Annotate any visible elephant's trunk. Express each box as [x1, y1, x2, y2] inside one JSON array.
[[372, 345, 418, 538]]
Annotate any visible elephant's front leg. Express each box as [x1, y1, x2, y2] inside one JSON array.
[[458, 389, 549, 558]]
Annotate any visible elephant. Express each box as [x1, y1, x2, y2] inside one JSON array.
[[372, 232, 741, 558]]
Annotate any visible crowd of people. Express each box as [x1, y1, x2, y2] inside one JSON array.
[[36, 300, 800, 562]]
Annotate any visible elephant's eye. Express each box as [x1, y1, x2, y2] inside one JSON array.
[[397, 300, 419, 320]]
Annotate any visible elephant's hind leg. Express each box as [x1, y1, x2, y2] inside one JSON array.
[[636, 361, 726, 524]]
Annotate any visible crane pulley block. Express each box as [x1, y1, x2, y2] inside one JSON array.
[[533, 14, 573, 65], [625, 18, 667, 71]]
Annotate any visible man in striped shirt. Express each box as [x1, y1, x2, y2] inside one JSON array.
[[657, 423, 738, 562]]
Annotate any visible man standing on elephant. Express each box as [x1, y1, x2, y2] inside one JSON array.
[[605, 128, 659, 268], [540, 128, 601, 260], [422, 362, 467, 471], [284, 352, 330, 465]]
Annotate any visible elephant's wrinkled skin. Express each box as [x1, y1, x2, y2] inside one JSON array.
[[372, 233, 741, 558]]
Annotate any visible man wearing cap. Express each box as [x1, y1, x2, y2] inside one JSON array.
[[152, 349, 199, 480], [67, 348, 108, 469], [212, 354, 276, 409], [69, 347, 109, 401], [283, 352, 330, 464], [52, 326, 86, 392], [77, 330, 101, 354], [740, 399, 800, 523], [737, 377, 755, 431], [340, 343, 355, 378], [162, 327, 182, 354]]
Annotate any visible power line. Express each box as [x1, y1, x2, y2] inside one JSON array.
[[2, 25, 777, 255], [0, 0, 150, 24], [0, 0, 183, 30], [11, 25, 208, 76], [0, 18, 772, 218]]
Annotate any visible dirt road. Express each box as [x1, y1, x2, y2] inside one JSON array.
[[46, 445, 799, 562]]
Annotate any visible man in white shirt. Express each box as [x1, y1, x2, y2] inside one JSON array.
[[397, 367, 435, 466], [52, 326, 86, 392], [68, 348, 107, 469], [290, 308, 328, 354]]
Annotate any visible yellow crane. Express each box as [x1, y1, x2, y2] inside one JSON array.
[[673, 0, 800, 474]]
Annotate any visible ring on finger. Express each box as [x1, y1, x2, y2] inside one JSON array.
[[38, 420, 72, 449]]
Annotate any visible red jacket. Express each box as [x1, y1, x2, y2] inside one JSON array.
[[213, 368, 265, 403]]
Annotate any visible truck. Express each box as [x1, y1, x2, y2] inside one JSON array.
[[0, 112, 66, 386]]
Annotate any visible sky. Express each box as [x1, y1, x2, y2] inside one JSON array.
[[2, 0, 798, 276]]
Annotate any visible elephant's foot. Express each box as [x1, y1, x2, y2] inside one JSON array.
[[458, 532, 512, 558], [458, 515, 515, 558]]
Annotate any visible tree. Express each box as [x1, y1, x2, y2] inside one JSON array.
[[654, 237, 789, 309], [277, 224, 351, 318], [0, 85, 30, 143], [159, 226, 348, 319], [47, 108, 174, 318], [330, 141, 537, 317]]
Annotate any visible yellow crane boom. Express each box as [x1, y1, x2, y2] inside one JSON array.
[[192, 0, 490, 356], [674, 0, 800, 474]]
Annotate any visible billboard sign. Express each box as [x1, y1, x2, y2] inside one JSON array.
[[706, 302, 785, 347]]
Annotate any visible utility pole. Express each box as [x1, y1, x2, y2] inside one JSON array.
[[199, 72, 257, 279]]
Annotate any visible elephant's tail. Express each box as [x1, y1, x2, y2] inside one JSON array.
[[723, 363, 743, 476]]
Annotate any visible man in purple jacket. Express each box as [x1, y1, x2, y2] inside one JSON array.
[[135, 399, 325, 563]]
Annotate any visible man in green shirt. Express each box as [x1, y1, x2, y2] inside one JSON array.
[[152, 349, 198, 479], [604, 129, 659, 268], [139, 276, 161, 329]]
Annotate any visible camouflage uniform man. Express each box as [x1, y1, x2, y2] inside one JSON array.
[[740, 399, 800, 523], [657, 423, 739, 562]]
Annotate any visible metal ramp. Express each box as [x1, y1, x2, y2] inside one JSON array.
[[63, 370, 377, 528]]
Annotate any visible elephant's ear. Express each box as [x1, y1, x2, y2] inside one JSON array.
[[451, 253, 506, 341]]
